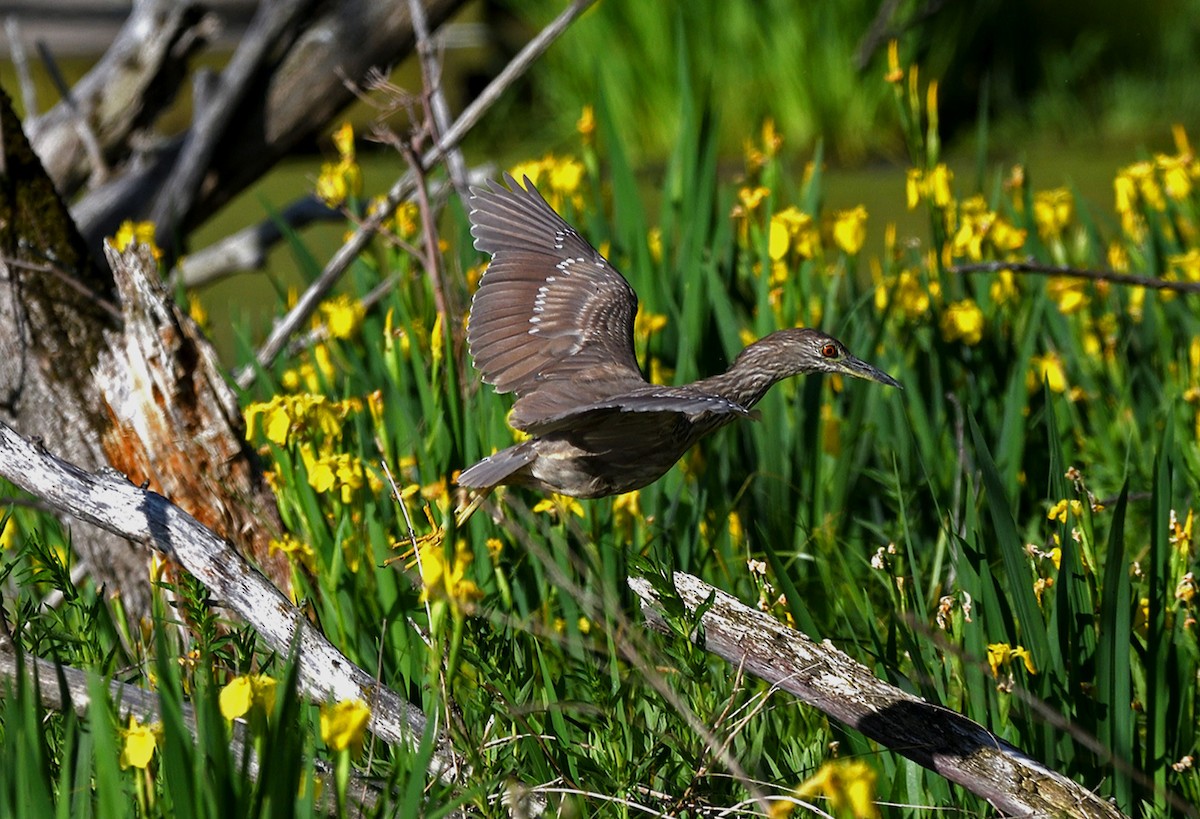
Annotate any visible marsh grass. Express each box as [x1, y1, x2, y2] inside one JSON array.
[[1, 42, 1198, 819]]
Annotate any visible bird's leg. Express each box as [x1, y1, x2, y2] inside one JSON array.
[[454, 486, 495, 528], [384, 497, 445, 567], [386, 489, 493, 569]]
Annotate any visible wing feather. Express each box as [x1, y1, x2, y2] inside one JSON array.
[[513, 384, 750, 434], [466, 175, 644, 419]]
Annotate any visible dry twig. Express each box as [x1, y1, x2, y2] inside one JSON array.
[[953, 258, 1200, 294], [235, 0, 600, 389]]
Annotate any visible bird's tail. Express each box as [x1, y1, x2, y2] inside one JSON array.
[[456, 441, 537, 490]]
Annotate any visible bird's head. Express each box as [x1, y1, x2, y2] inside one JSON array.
[[757, 328, 902, 388]]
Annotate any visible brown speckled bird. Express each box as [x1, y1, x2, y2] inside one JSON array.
[[457, 175, 900, 499]]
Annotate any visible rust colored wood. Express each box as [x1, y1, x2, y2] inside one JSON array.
[[0, 86, 153, 608], [96, 242, 291, 593], [1, 87, 288, 606]]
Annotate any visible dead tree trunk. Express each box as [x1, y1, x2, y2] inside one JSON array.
[[55, 0, 466, 261], [0, 87, 289, 608], [0, 87, 152, 607], [0, 0, 466, 609]]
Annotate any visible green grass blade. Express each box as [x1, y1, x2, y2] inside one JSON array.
[[967, 412, 1051, 665]]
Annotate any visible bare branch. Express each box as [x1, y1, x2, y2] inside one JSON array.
[[96, 242, 294, 594], [169, 196, 341, 289], [630, 572, 1129, 818], [283, 273, 400, 359], [3, 17, 38, 118], [399, 139, 450, 319], [35, 39, 110, 186], [0, 254, 121, 321], [71, 0, 468, 255], [407, 0, 469, 201], [952, 258, 1200, 294], [26, 0, 212, 198], [148, 0, 313, 244]]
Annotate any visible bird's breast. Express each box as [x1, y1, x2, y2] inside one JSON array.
[[522, 411, 736, 498]]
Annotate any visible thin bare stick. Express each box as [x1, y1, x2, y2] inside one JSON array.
[[35, 40, 108, 184], [235, 0, 599, 390], [381, 460, 458, 755], [169, 196, 341, 289], [952, 258, 1200, 294], [0, 255, 122, 321], [176, 170, 484, 291], [407, 0, 470, 201], [283, 273, 400, 359], [399, 140, 450, 319], [381, 461, 434, 629]]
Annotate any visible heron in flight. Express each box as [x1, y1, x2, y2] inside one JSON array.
[[457, 175, 900, 501]]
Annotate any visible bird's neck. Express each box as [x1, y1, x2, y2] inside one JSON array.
[[691, 345, 784, 410]]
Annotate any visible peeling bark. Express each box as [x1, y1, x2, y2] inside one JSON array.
[[0, 86, 150, 607], [96, 242, 291, 592]]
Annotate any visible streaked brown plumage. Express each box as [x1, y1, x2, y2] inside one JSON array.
[[457, 174, 900, 499]]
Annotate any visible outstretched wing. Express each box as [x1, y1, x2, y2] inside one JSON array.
[[466, 174, 644, 412], [517, 385, 751, 435]]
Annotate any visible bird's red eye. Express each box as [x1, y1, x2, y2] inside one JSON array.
[[821, 343, 839, 358]]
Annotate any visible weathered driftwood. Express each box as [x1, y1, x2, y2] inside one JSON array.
[[24, 0, 213, 199], [68, 0, 467, 257], [0, 421, 463, 780], [168, 195, 340, 288], [629, 572, 1127, 819]]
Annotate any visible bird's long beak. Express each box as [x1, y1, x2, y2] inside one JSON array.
[[839, 355, 902, 389]]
